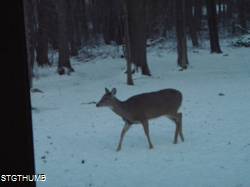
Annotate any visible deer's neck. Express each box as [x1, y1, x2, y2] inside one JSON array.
[[110, 98, 130, 121]]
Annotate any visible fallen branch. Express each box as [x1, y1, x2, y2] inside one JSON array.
[[81, 101, 97, 105], [31, 88, 44, 93]]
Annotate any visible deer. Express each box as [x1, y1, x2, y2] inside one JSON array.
[[96, 88, 184, 151]]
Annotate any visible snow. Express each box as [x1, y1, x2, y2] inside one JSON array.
[[232, 34, 250, 47], [31, 41, 250, 187]]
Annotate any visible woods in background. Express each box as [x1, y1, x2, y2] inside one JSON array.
[[23, 0, 250, 85]]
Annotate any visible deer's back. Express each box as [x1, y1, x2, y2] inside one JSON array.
[[123, 89, 182, 121]]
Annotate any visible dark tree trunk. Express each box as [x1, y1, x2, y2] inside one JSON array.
[[79, 0, 89, 42], [219, 0, 227, 28], [89, 0, 124, 44], [206, 0, 222, 53], [225, 0, 236, 34], [226, 0, 233, 20], [161, 0, 175, 38], [46, 1, 59, 50], [55, 0, 74, 75], [218, 0, 223, 16], [89, 0, 102, 37], [238, 0, 247, 34], [126, 0, 151, 76], [67, 1, 81, 56], [225, 0, 232, 28], [186, 0, 199, 47], [103, 0, 113, 44], [36, 0, 50, 66], [176, 0, 189, 69], [23, 0, 37, 88], [122, 0, 133, 85], [194, 0, 202, 31]]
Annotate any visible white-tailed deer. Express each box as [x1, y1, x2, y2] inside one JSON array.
[[96, 88, 184, 151]]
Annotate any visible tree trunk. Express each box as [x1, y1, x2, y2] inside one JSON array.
[[186, 0, 199, 47], [54, 0, 74, 75], [123, 0, 134, 85], [206, 0, 222, 53], [67, 1, 81, 56], [36, 0, 50, 66], [218, 0, 223, 16], [194, 0, 202, 31], [23, 0, 37, 88], [238, 0, 247, 34], [161, 0, 175, 38], [176, 0, 189, 69], [126, 0, 151, 76], [79, 0, 89, 42]]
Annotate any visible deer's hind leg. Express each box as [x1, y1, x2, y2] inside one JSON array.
[[178, 112, 184, 142], [168, 112, 184, 144], [141, 120, 154, 149]]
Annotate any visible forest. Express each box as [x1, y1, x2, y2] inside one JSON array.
[[24, 0, 250, 85]]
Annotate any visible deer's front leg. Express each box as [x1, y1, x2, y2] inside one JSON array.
[[116, 122, 131, 151]]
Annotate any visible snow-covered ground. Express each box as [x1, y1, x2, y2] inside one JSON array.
[[31, 41, 250, 187]]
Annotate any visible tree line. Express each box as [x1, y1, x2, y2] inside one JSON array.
[[23, 0, 250, 86]]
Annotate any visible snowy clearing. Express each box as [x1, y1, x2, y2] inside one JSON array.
[[31, 42, 250, 187]]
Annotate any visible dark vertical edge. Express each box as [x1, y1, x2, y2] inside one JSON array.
[[2, 1, 36, 186]]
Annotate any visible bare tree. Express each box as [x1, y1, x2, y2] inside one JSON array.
[[175, 0, 189, 69], [238, 0, 247, 34], [54, 0, 74, 75], [36, 0, 50, 66], [206, 0, 222, 53], [122, 0, 133, 85], [186, 0, 199, 47], [23, 0, 37, 87], [194, 0, 203, 32], [125, 0, 151, 76]]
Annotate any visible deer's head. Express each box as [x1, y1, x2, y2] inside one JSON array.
[[96, 88, 117, 107]]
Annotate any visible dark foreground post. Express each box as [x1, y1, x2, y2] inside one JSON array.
[[2, 1, 36, 186]]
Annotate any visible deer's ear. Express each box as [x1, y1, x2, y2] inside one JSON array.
[[105, 88, 110, 93], [111, 88, 117, 96]]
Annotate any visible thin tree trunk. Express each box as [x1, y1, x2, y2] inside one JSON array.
[[176, 0, 189, 69], [79, 0, 88, 42], [123, 0, 133, 85], [23, 0, 37, 88], [36, 0, 50, 66], [238, 0, 247, 34], [67, 1, 81, 56], [194, 0, 202, 31], [186, 0, 199, 47]]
